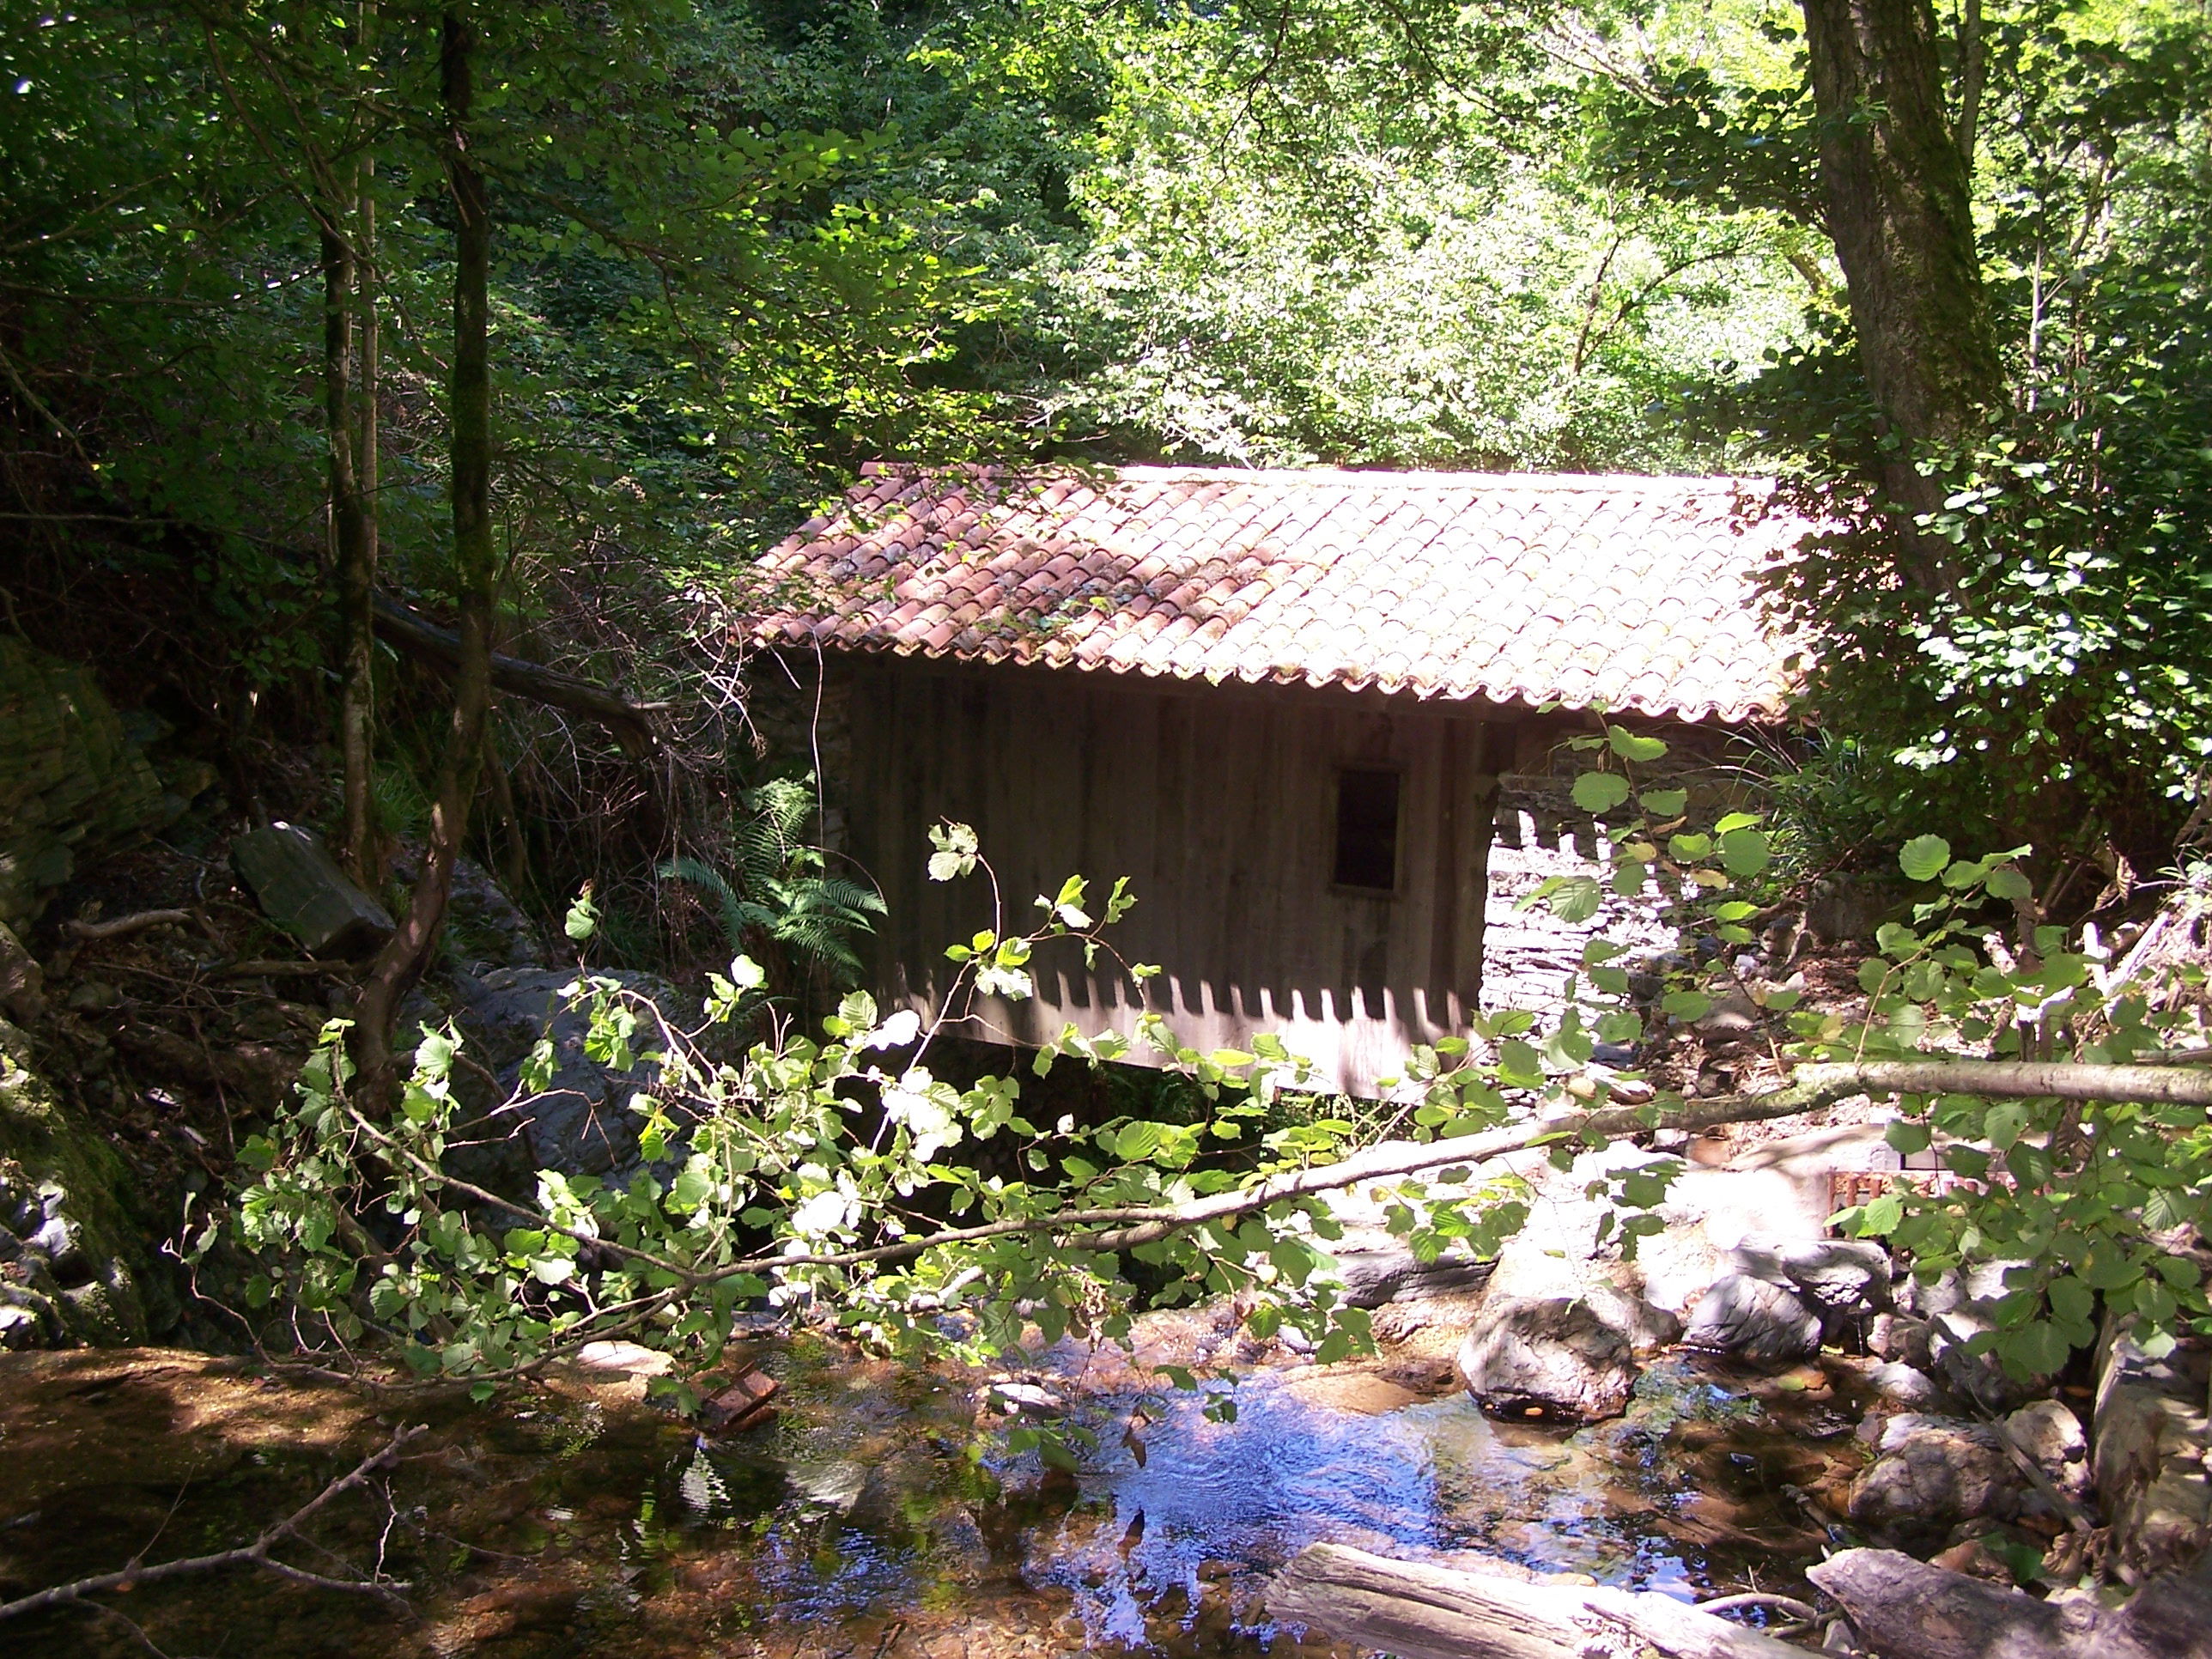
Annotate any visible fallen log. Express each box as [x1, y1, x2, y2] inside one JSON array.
[[1265, 1542, 1805, 1659], [1806, 1547, 2212, 1659], [371, 591, 661, 757]]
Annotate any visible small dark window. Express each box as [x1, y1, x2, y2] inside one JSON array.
[[1333, 769, 1401, 892]]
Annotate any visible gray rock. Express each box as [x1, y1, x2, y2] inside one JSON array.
[[1691, 994, 1760, 1039], [2094, 1322, 2212, 1583], [423, 856, 546, 969], [1455, 1295, 1639, 1421], [1333, 1245, 1494, 1310], [1897, 1268, 1961, 1320], [231, 823, 394, 957], [0, 638, 176, 930], [1682, 1273, 1823, 1367], [0, 1297, 50, 1349], [1868, 1312, 1935, 1369], [0, 923, 42, 1024], [0, 1021, 166, 1346], [1753, 1236, 1892, 1316], [454, 966, 684, 1181], [986, 1382, 1066, 1418], [1867, 1362, 1945, 1407], [1849, 1413, 2024, 1530], [2005, 1398, 2088, 1498]]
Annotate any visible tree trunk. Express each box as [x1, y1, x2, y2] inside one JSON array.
[[1798, 0, 2002, 574], [1266, 1543, 1805, 1659], [352, 8, 495, 1094], [338, 137, 382, 890], [329, 140, 382, 890]]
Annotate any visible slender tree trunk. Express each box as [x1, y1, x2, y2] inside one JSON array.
[[331, 142, 383, 889], [1798, 0, 2002, 578], [353, 7, 496, 1094]]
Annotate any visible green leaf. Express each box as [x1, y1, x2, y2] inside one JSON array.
[[1986, 865, 2035, 902], [1607, 727, 1668, 762], [1661, 989, 1712, 1019], [2076, 1243, 2142, 1291], [1111, 1121, 1168, 1161], [2047, 1275, 2094, 1326], [1884, 1119, 1932, 1157], [1860, 1193, 1905, 1236], [1545, 877, 1603, 923], [1638, 788, 1688, 817], [1998, 1320, 2072, 1379], [1899, 836, 1953, 882], [1718, 828, 1771, 877], [564, 888, 599, 941], [1572, 771, 1632, 813]]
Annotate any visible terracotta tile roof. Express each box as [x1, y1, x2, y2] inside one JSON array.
[[750, 465, 1810, 723]]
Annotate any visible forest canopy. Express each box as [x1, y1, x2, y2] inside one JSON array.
[[3, 0, 2209, 956]]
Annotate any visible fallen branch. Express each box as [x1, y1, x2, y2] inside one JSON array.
[[345, 1055, 2212, 1290], [1266, 1542, 1805, 1659], [371, 590, 662, 757], [210, 957, 360, 980], [0, 1423, 426, 1626], [64, 909, 197, 943], [287, 1055, 2212, 1381], [1807, 1547, 2212, 1659], [1792, 1059, 2212, 1109]]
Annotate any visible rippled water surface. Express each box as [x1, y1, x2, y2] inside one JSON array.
[[2, 1341, 1845, 1656]]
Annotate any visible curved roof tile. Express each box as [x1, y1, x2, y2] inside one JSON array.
[[750, 464, 1810, 722]]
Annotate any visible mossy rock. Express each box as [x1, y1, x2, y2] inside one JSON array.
[[0, 635, 171, 930], [0, 1019, 170, 1347]]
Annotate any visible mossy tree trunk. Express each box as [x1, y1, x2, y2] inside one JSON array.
[[1799, 0, 2003, 583]]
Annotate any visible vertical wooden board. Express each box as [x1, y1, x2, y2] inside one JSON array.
[[845, 659, 1516, 1097], [1458, 721, 1500, 1007]]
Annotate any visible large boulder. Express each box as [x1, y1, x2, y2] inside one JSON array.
[[2094, 1322, 2211, 1584], [1710, 1234, 1893, 1355], [1446, 1146, 1685, 1423], [1898, 1261, 2054, 1410], [453, 966, 684, 1182], [1732, 1235, 1892, 1322], [1455, 1296, 1639, 1421], [1848, 1413, 2025, 1532], [0, 638, 175, 931], [1681, 1273, 1823, 1367], [1332, 1244, 1495, 1310]]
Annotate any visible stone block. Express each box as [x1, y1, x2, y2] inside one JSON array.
[[230, 823, 394, 957]]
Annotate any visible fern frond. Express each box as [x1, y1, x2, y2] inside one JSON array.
[[658, 856, 749, 958]]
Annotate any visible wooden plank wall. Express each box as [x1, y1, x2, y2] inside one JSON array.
[[844, 657, 1499, 1097]]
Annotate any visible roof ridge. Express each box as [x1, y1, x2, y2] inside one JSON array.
[[857, 459, 1775, 492]]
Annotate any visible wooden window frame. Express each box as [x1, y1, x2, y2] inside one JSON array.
[[1329, 764, 1404, 897]]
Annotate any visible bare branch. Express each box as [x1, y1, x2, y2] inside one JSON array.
[[372, 591, 662, 757], [64, 909, 198, 943], [0, 1425, 425, 1626]]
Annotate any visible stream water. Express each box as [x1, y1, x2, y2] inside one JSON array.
[[1, 1331, 1853, 1657]]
